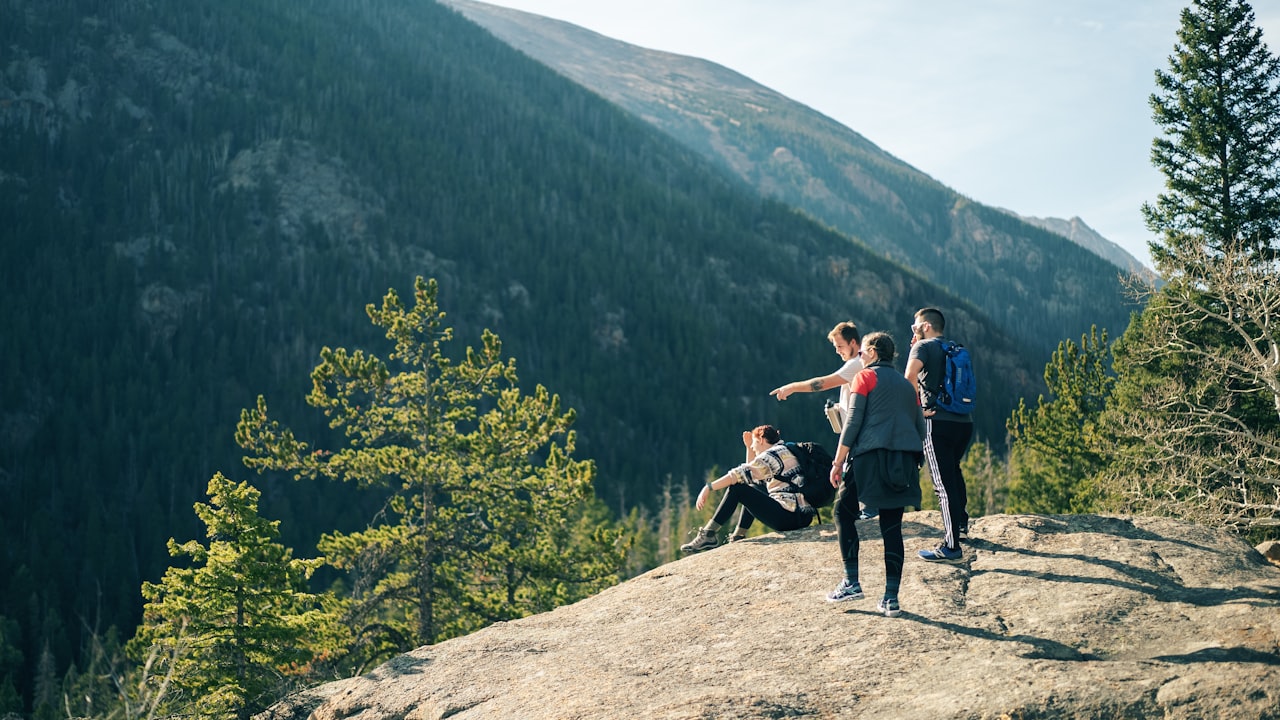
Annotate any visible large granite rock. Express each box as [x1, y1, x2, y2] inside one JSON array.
[[263, 513, 1280, 719]]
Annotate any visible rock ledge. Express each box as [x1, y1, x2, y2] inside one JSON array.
[[264, 513, 1280, 720]]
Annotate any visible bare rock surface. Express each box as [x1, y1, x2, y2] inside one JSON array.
[[264, 513, 1280, 719]]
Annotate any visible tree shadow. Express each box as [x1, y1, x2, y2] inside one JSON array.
[[965, 536, 1280, 608], [993, 514, 1228, 556], [840, 608, 1280, 665], [376, 652, 433, 676], [1153, 646, 1280, 665]]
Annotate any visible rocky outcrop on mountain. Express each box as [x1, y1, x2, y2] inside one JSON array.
[[1010, 213, 1152, 277], [225, 139, 385, 245], [263, 513, 1280, 720]]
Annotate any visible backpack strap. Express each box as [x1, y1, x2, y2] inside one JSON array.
[[923, 339, 954, 408]]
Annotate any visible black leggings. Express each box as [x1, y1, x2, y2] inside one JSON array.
[[711, 483, 814, 532], [834, 479, 905, 598]]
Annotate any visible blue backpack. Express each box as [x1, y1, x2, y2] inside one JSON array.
[[935, 341, 976, 415]]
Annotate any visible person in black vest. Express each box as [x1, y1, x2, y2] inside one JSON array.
[[906, 307, 974, 564], [825, 332, 925, 617], [679, 425, 817, 553]]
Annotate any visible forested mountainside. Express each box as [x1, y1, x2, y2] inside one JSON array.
[[0, 0, 1040, 702], [443, 0, 1142, 359]]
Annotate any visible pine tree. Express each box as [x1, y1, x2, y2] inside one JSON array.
[[236, 276, 624, 670], [58, 629, 118, 720], [129, 473, 324, 720], [1006, 327, 1113, 514], [0, 616, 20, 715], [960, 440, 1009, 518], [1144, 0, 1280, 269], [1105, 0, 1280, 538], [32, 642, 57, 720]]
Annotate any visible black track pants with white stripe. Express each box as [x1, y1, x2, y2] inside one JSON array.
[[923, 418, 973, 551]]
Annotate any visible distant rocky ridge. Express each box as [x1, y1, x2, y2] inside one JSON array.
[[264, 513, 1280, 720], [1009, 212, 1153, 277]]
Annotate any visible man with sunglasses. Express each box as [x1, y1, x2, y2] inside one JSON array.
[[905, 307, 974, 564]]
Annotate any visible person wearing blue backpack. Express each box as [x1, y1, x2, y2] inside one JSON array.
[[906, 307, 975, 564]]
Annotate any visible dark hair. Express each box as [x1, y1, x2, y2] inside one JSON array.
[[752, 425, 781, 445], [861, 331, 895, 363], [827, 321, 861, 345], [915, 307, 946, 332]]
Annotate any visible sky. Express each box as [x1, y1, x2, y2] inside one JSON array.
[[476, 1, 1280, 269]]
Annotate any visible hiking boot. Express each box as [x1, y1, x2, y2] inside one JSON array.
[[878, 597, 902, 618], [918, 544, 964, 564], [680, 528, 719, 554], [826, 579, 864, 603], [728, 532, 748, 543]]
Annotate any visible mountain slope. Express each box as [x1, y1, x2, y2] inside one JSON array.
[[0, 0, 1040, 697], [442, 0, 1142, 358]]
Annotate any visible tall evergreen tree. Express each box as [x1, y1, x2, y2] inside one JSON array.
[[129, 473, 324, 720], [1144, 0, 1280, 268], [236, 277, 625, 670], [1006, 327, 1113, 514], [1105, 0, 1280, 538], [961, 440, 1009, 518], [0, 616, 20, 715]]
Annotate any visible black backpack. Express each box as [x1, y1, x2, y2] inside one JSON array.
[[783, 441, 836, 508]]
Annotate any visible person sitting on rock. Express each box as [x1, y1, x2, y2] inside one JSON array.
[[680, 424, 817, 553]]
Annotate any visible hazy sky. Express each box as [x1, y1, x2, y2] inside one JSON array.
[[476, 1, 1280, 269]]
